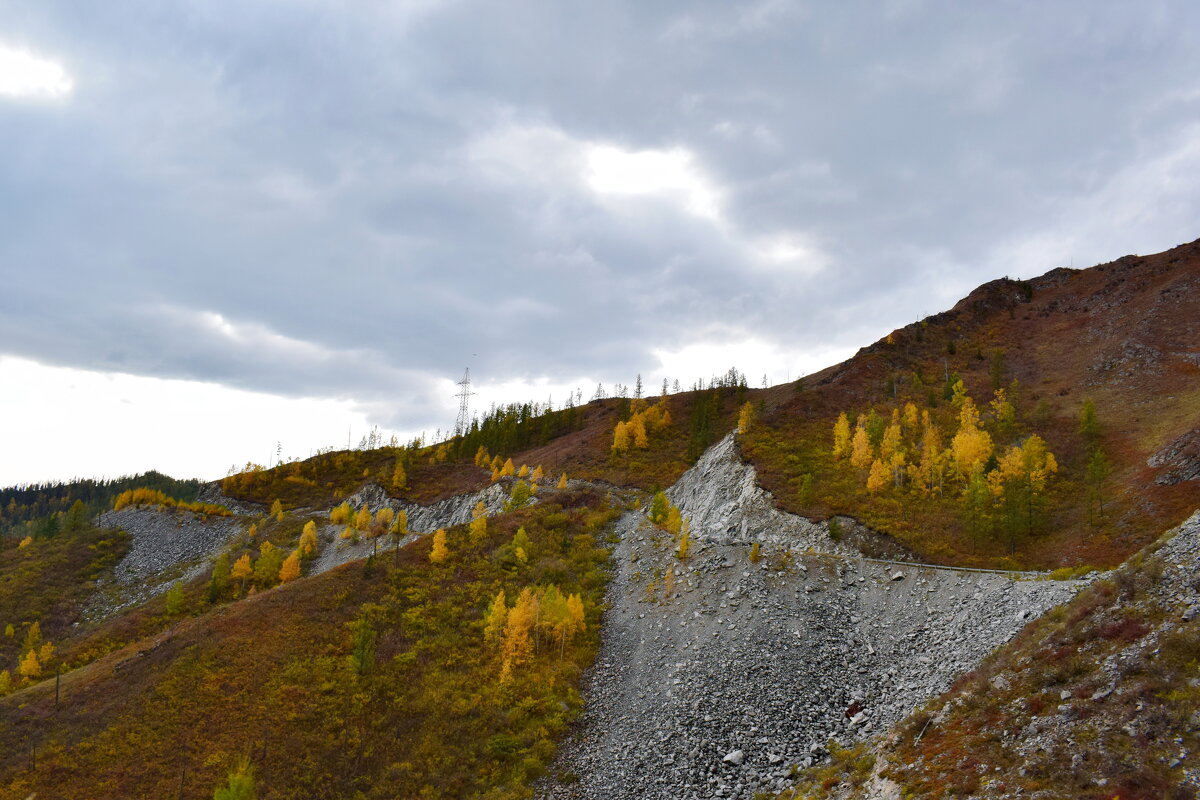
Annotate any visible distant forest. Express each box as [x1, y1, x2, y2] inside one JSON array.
[[0, 472, 201, 538]]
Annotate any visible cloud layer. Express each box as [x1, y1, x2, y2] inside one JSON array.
[[2, 0, 1200, 438]]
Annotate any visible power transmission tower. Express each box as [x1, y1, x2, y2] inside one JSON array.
[[454, 368, 476, 437]]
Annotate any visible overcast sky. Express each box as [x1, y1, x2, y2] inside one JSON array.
[[2, 1, 1199, 486]]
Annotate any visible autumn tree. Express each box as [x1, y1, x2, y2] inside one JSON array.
[[354, 504, 372, 532], [500, 458, 515, 478], [557, 473, 568, 489], [951, 395, 994, 483], [270, 499, 283, 520], [505, 480, 532, 511], [677, 520, 691, 560], [279, 550, 301, 583], [866, 458, 889, 493], [330, 501, 351, 525], [391, 509, 409, 562], [469, 501, 488, 546], [299, 521, 319, 557], [737, 401, 755, 435], [850, 425, 873, 470], [532, 465, 544, 483], [484, 590, 507, 643], [231, 553, 253, 594], [253, 542, 284, 587], [832, 412, 851, 459], [391, 461, 407, 492], [612, 421, 631, 453], [649, 491, 669, 525], [18, 648, 40, 681], [500, 587, 537, 681], [989, 434, 1058, 551], [474, 445, 490, 468], [429, 529, 449, 564]]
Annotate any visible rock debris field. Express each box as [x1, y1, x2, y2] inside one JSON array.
[[539, 435, 1084, 800]]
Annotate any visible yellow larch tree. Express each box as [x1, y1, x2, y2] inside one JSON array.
[[850, 426, 874, 470], [518, 464, 529, 478], [737, 401, 755, 434], [866, 458, 890, 493], [231, 553, 253, 593], [469, 501, 488, 546], [500, 458, 515, 478], [612, 420, 631, 452], [429, 529, 449, 564], [832, 412, 851, 459], [879, 421, 903, 464], [630, 415, 649, 448], [391, 462, 407, 492], [299, 521, 318, 557], [903, 402, 920, 434], [354, 504, 373, 531], [279, 550, 301, 583], [330, 501, 351, 525], [951, 395, 994, 483], [484, 590, 507, 644], [474, 445, 490, 467], [532, 465, 544, 482], [557, 473, 568, 489], [18, 649, 39, 681], [500, 587, 538, 682]]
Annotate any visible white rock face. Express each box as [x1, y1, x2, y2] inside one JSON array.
[[666, 433, 851, 554]]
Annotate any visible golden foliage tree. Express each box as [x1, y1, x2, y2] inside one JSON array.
[[330, 501, 351, 525], [517, 464, 529, 478], [354, 504, 373, 531], [866, 458, 889, 493], [832, 412, 851, 458], [850, 425, 873, 470], [500, 587, 537, 681], [612, 421, 631, 452], [469, 501, 488, 546], [557, 473, 568, 489], [630, 415, 649, 448], [299, 521, 318, 557], [531, 465, 544, 483], [951, 395, 994, 483], [392, 462, 407, 492], [231, 553, 253, 592], [429, 529, 449, 564], [18, 648, 40, 681], [474, 445, 490, 467], [279, 550, 301, 583], [500, 458, 515, 478], [737, 401, 755, 435], [484, 590, 507, 644]]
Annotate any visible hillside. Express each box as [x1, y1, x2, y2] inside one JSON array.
[[218, 238, 1199, 572], [0, 488, 619, 798], [0, 239, 1194, 799], [785, 510, 1200, 799]]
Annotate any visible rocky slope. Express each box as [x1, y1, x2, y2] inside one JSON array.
[[89, 507, 246, 616], [540, 437, 1085, 800]]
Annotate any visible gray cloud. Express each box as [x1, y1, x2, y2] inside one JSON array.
[[2, 0, 1200, 433]]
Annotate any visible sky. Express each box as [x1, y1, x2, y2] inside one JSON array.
[[2, 1, 1199, 486]]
